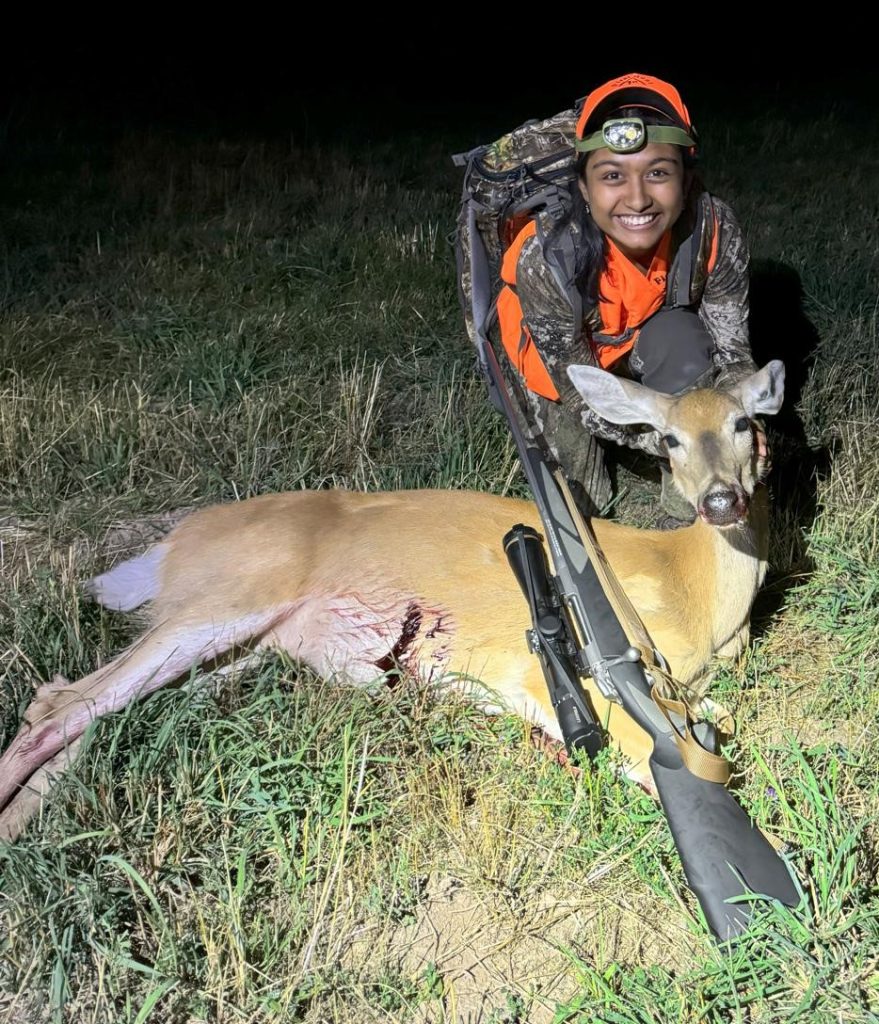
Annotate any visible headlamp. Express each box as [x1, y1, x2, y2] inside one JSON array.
[[576, 117, 696, 154]]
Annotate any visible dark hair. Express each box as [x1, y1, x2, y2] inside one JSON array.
[[560, 106, 702, 307]]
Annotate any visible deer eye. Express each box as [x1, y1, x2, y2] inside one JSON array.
[[734, 416, 751, 433], [664, 434, 680, 449]]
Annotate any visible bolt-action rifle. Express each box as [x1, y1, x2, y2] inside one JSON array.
[[485, 333, 800, 940], [462, 206, 800, 941]]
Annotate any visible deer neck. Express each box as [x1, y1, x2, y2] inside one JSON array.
[[696, 484, 769, 647]]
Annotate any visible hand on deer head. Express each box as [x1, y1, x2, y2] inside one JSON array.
[[567, 361, 785, 527]]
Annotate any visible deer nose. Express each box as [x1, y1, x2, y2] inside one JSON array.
[[699, 486, 747, 526], [704, 490, 737, 516]]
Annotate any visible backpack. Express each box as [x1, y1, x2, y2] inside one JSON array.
[[452, 104, 584, 362]]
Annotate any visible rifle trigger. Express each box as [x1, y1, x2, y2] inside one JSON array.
[[587, 663, 620, 703]]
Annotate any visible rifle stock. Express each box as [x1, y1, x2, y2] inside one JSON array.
[[475, 329, 801, 942]]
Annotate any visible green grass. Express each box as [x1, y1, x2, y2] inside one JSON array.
[[1, 98, 878, 1023]]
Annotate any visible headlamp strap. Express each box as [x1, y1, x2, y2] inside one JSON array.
[[576, 118, 696, 154]]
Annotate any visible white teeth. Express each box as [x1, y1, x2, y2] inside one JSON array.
[[618, 215, 656, 226]]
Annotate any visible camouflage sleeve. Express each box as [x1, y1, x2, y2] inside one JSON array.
[[700, 198, 758, 389], [515, 231, 666, 457]]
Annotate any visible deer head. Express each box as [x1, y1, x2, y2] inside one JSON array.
[[567, 361, 785, 527]]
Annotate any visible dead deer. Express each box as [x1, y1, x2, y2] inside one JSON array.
[[0, 360, 784, 842]]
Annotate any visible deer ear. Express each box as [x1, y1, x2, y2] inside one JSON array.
[[733, 360, 786, 418], [567, 364, 672, 430]]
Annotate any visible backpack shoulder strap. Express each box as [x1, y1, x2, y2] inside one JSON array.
[[666, 192, 717, 309], [535, 211, 583, 343]]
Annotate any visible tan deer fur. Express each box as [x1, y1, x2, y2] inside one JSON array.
[[0, 360, 785, 841]]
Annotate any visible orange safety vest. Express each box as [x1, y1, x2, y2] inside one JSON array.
[[497, 211, 719, 402]]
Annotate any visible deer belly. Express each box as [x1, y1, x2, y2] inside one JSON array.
[[265, 590, 455, 685]]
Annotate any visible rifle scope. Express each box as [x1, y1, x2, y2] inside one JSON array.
[[504, 524, 604, 758]]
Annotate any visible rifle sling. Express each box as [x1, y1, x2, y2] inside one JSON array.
[[553, 470, 733, 786]]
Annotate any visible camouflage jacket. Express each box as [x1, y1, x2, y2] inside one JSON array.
[[514, 194, 756, 457]]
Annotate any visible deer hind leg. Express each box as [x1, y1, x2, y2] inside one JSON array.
[[0, 736, 84, 843], [0, 607, 291, 837]]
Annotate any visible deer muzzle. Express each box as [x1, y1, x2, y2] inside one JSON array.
[[698, 484, 749, 527]]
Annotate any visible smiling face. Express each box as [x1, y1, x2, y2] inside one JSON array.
[[579, 143, 688, 266]]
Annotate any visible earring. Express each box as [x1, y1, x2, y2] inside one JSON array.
[[584, 200, 591, 215]]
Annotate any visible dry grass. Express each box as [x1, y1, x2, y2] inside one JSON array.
[[1, 100, 878, 1023]]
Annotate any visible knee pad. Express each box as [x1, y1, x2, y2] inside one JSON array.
[[631, 308, 714, 394]]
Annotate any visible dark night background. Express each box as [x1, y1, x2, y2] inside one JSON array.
[[3, 28, 873, 428], [1, 26, 877, 146]]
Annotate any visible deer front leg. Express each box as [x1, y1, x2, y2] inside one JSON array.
[[715, 621, 751, 660]]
